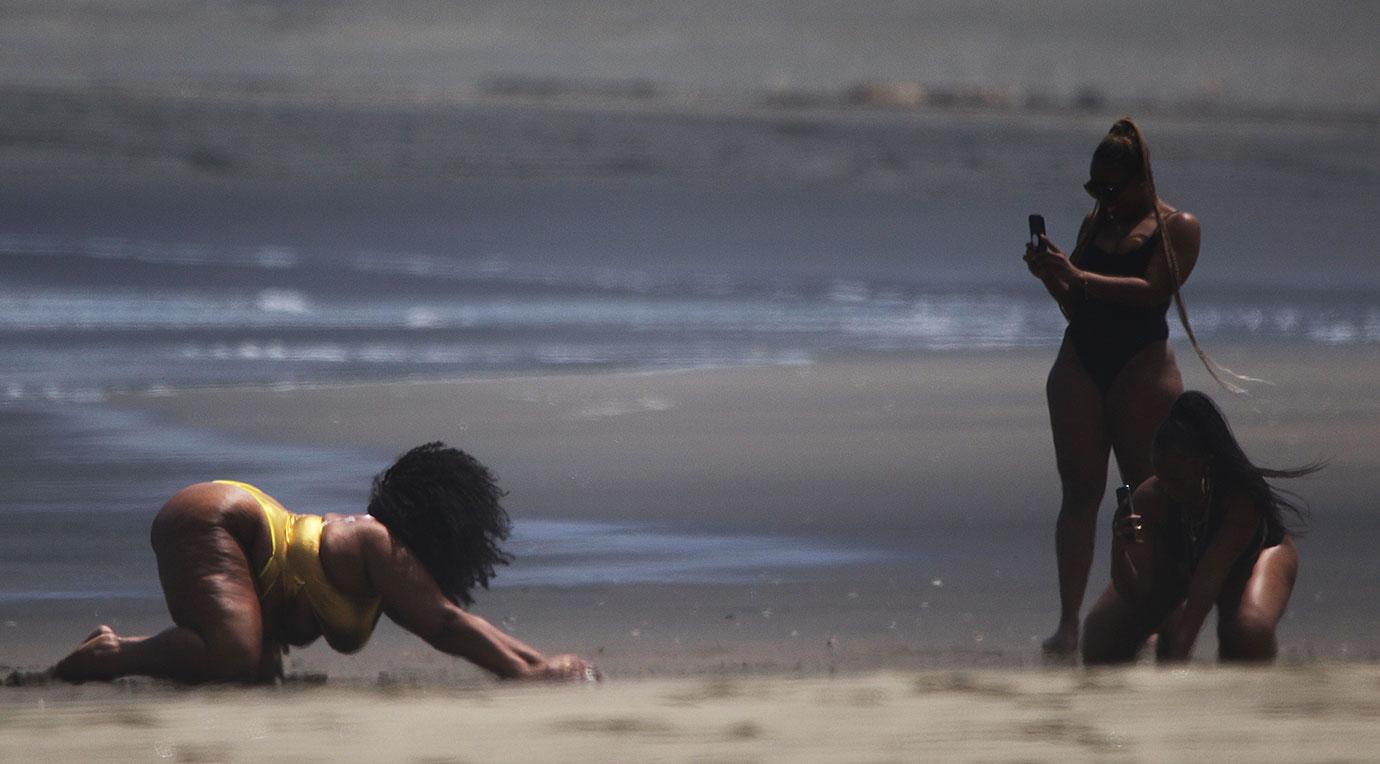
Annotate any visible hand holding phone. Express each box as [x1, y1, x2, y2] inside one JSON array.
[[1112, 483, 1143, 543], [1028, 214, 1047, 253]]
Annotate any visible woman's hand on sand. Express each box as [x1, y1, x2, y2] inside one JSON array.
[[52, 625, 123, 682], [525, 654, 601, 682], [1154, 613, 1194, 663]]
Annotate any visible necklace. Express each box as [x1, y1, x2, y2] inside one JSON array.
[[1184, 477, 1214, 550], [1185, 508, 1208, 549]]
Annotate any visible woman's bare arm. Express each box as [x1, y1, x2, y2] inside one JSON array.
[[356, 521, 588, 679], [1037, 211, 1200, 307], [1110, 480, 1162, 605], [1157, 493, 1261, 661], [1024, 213, 1093, 314]]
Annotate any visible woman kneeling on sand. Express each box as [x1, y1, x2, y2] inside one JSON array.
[[1082, 392, 1320, 664], [54, 442, 596, 683]]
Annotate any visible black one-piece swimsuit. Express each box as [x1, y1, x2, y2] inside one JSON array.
[[1163, 498, 1286, 589], [1065, 230, 1171, 394]]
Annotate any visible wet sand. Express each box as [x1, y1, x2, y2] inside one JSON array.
[[12, 345, 1362, 674], [126, 344, 1380, 532]]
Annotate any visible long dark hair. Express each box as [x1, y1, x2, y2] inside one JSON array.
[[1153, 391, 1323, 533], [1069, 117, 1261, 393], [367, 442, 512, 606]]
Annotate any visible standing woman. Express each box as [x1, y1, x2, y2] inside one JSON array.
[[1024, 118, 1231, 658]]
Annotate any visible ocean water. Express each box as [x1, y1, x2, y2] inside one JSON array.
[[4, 105, 1378, 403], [2, 230, 1378, 404], [1, 102, 1377, 610]]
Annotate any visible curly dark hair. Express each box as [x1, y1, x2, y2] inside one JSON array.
[[366, 442, 512, 606]]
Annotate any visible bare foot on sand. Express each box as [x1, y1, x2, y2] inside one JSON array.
[[1042, 625, 1079, 663], [53, 625, 123, 682]]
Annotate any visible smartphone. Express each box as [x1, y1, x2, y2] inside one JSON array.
[[1113, 484, 1136, 542], [1028, 214, 1047, 252]]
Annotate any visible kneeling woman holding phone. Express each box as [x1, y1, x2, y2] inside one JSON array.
[[1081, 392, 1320, 664]]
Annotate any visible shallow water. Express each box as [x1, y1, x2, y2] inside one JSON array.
[[0, 399, 896, 606]]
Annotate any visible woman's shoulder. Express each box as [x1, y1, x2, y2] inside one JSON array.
[[1159, 206, 1199, 237], [318, 514, 389, 596], [1145, 206, 1201, 269], [323, 513, 392, 565], [1218, 487, 1265, 521]]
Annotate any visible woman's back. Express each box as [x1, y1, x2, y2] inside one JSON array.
[[210, 480, 383, 653]]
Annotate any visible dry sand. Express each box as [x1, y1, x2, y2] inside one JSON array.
[[5, 666, 1380, 761]]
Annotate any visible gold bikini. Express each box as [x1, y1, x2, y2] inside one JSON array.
[[214, 480, 382, 653]]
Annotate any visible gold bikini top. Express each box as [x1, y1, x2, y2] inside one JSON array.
[[215, 480, 382, 654]]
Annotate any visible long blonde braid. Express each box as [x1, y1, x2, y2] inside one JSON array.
[[1105, 118, 1262, 394]]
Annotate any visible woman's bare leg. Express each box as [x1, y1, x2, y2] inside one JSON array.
[[1217, 538, 1299, 663], [1106, 341, 1183, 488], [54, 494, 269, 683], [1043, 340, 1112, 657], [1085, 539, 1187, 666], [1077, 342, 1183, 664], [1081, 583, 1157, 664]]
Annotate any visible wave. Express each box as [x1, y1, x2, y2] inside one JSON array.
[[4, 233, 1378, 401], [3, 284, 1374, 341], [0, 233, 302, 270]]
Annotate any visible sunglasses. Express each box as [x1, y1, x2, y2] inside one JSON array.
[[1083, 179, 1125, 202]]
